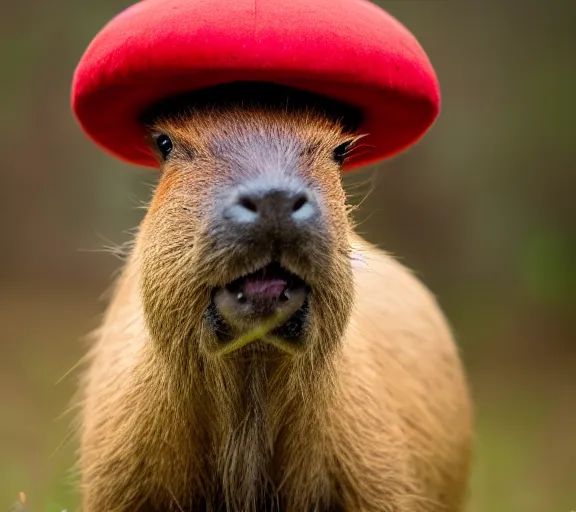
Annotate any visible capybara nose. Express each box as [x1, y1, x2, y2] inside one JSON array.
[[224, 181, 317, 228]]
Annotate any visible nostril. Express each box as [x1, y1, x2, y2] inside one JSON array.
[[292, 194, 308, 213], [291, 191, 316, 222], [239, 196, 258, 213]]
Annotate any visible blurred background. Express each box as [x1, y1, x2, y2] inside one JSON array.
[[0, 0, 574, 510]]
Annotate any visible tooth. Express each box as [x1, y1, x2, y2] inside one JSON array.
[[282, 290, 290, 301], [237, 292, 246, 302]]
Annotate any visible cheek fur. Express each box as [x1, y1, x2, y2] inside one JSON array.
[[308, 167, 350, 247]]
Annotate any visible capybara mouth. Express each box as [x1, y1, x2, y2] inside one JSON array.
[[206, 262, 310, 354], [225, 262, 306, 306]]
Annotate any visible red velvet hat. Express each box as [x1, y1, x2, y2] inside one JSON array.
[[71, 0, 440, 171]]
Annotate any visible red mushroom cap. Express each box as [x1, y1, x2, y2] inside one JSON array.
[[71, 0, 440, 171]]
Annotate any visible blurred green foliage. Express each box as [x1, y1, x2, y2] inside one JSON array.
[[0, 0, 574, 511]]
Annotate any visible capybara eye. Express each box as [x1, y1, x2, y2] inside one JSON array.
[[156, 134, 173, 160], [333, 141, 351, 165]]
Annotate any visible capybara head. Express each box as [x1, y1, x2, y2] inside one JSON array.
[[137, 83, 363, 364]]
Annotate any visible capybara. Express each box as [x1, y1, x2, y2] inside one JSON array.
[[79, 85, 473, 512]]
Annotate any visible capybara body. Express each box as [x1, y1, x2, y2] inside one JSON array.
[[79, 96, 473, 512]]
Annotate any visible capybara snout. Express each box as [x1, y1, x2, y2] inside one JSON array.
[[217, 176, 322, 247]]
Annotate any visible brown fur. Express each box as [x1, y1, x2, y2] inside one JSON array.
[[79, 105, 473, 511]]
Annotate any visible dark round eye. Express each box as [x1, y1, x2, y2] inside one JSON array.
[[156, 134, 173, 159], [333, 141, 351, 165]]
